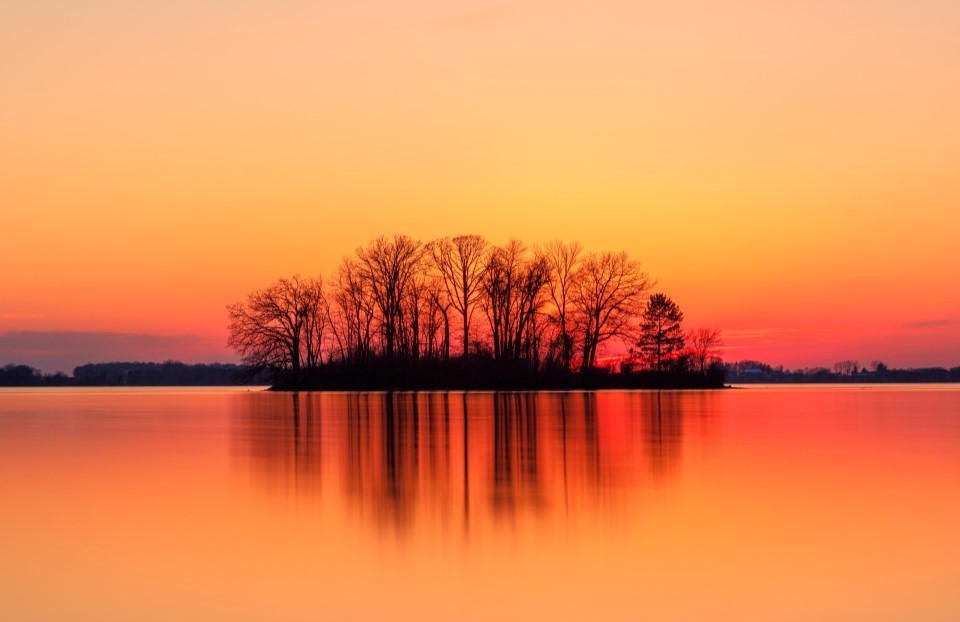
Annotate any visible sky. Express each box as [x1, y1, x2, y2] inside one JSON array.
[[2, 0, 959, 373]]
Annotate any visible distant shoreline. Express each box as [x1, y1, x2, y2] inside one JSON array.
[[5, 360, 959, 389], [1, 360, 725, 390]]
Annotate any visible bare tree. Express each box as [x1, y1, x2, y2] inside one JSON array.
[[227, 275, 327, 382], [430, 283, 452, 361], [687, 326, 722, 374], [355, 234, 426, 361], [833, 360, 859, 376], [429, 235, 489, 358], [481, 240, 551, 361], [573, 251, 651, 371], [402, 271, 438, 362], [329, 256, 376, 362], [302, 276, 330, 369], [542, 240, 583, 369]]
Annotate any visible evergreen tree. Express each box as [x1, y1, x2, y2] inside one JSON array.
[[637, 293, 685, 372]]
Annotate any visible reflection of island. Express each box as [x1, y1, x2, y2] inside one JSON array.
[[232, 391, 715, 536]]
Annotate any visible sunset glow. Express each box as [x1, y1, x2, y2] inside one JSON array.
[[3, 0, 959, 371]]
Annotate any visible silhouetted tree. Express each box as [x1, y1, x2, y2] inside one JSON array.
[[833, 360, 859, 376], [573, 251, 651, 371], [687, 326, 722, 374], [355, 234, 426, 361], [227, 275, 327, 382], [637, 293, 685, 372], [429, 235, 488, 358], [480, 240, 550, 361], [543, 240, 583, 370], [870, 360, 888, 373], [0, 364, 44, 386], [329, 256, 376, 362], [419, 277, 450, 361]]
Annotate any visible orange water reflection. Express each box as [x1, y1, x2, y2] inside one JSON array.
[[233, 392, 712, 537], [1, 387, 959, 621]]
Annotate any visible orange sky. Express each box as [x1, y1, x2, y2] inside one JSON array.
[[2, 0, 959, 372]]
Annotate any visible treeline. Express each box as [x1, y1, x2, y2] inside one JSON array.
[[0, 364, 71, 386], [0, 362, 267, 387], [727, 360, 960, 383], [227, 234, 724, 390]]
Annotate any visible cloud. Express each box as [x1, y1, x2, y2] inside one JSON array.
[[900, 318, 960, 330], [0, 331, 235, 374]]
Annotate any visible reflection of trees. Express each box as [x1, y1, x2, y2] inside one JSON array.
[[491, 393, 542, 516], [233, 391, 701, 538], [643, 392, 684, 478], [234, 392, 322, 497]]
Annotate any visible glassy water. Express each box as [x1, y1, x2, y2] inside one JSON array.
[[1, 386, 958, 621]]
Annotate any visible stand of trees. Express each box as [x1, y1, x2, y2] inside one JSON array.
[[226, 234, 726, 389], [0, 362, 268, 387], [726, 360, 960, 384], [0, 364, 71, 386]]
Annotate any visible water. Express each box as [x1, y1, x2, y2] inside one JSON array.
[[1, 386, 958, 621]]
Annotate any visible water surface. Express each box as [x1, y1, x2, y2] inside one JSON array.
[[1, 386, 958, 621]]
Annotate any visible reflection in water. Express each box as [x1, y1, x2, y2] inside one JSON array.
[[5, 387, 960, 621], [233, 391, 713, 536]]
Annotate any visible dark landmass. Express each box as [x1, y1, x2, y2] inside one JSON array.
[[270, 358, 727, 391], [727, 360, 960, 384], [0, 359, 725, 390], [0, 362, 270, 387], [7, 358, 959, 389]]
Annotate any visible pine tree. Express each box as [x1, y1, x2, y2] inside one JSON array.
[[637, 293, 685, 372]]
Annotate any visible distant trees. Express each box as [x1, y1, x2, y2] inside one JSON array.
[[0, 362, 261, 386], [727, 361, 960, 384], [637, 293, 685, 372], [0, 364, 48, 386], [226, 275, 328, 383], [833, 360, 859, 376], [72, 362, 265, 386], [226, 233, 719, 385]]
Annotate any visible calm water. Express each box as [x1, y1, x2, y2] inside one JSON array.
[[1, 386, 958, 621]]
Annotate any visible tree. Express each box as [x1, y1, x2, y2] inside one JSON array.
[[328, 256, 376, 362], [687, 327, 722, 374], [227, 275, 327, 383], [429, 234, 488, 358], [573, 251, 651, 371], [637, 293, 685, 372], [833, 360, 859, 376], [420, 277, 451, 361], [543, 240, 582, 370], [480, 240, 550, 361], [354, 234, 426, 361]]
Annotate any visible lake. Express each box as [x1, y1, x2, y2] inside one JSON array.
[[1, 386, 958, 621]]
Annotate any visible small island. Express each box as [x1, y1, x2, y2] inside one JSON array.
[[226, 234, 725, 391]]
